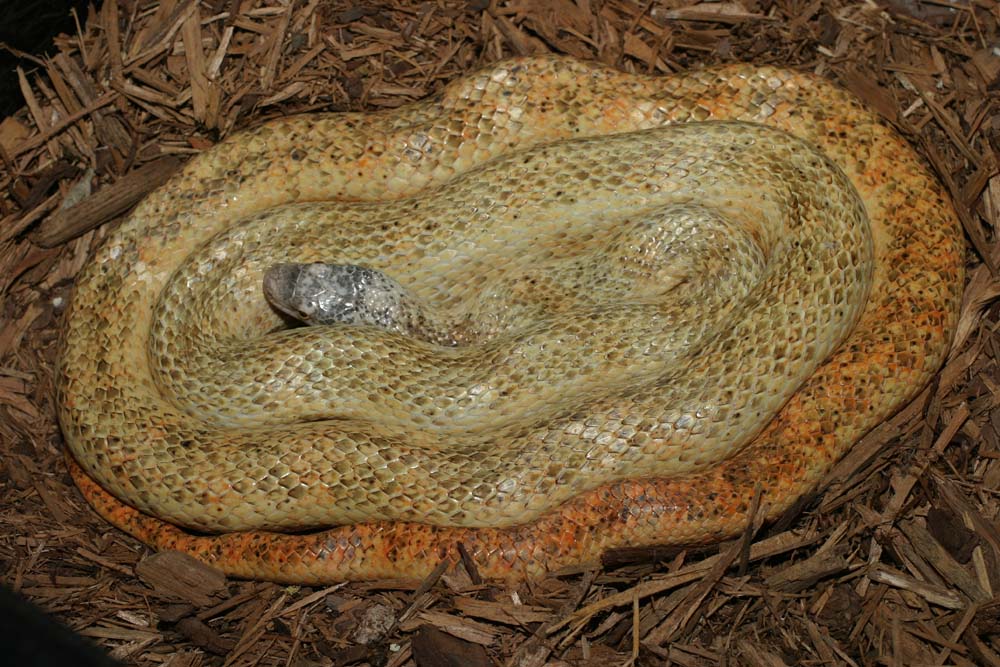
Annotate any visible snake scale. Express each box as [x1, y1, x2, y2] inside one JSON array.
[[59, 55, 964, 582]]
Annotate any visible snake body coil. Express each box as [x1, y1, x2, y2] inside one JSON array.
[[60, 56, 964, 581]]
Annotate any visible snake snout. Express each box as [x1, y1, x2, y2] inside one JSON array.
[[262, 263, 315, 321]]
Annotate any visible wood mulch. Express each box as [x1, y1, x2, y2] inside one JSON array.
[[1, 1, 999, 665]]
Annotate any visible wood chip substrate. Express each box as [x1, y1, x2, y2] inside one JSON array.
[[2, 1, 999, 665]]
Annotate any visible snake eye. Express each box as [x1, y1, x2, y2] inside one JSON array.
[[286, 300, 318, 325]]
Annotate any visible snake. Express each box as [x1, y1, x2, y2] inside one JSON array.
[[59, 55, 964, 582]]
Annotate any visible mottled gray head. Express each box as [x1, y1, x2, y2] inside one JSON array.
[[263, 262, 410, 329]]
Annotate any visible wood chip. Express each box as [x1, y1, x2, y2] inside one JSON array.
[[33, 156, 183, 247], [134, 551, 228, 607], [411, 624, 492, 667]]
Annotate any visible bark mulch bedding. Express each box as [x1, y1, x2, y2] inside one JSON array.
[[2, 1, 1000, 665]]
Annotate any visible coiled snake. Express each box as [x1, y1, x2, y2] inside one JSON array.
[[59, 56, 964, 582]]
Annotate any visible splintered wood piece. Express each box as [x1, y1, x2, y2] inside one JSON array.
[[868, 568, 965, 610], [764, 548, 849, 593], [452, 596, 552, 625], [33, 156, 183, 247], [134, 551, 228, 607]]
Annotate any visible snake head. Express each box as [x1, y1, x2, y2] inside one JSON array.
[[263, 262, 413, 330]]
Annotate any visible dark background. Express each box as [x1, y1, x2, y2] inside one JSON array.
[[1, 0, 92, 116]]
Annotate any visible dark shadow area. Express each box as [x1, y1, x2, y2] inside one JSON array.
[[0, 584, 122, 667], [1, 0, 92, 117]]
